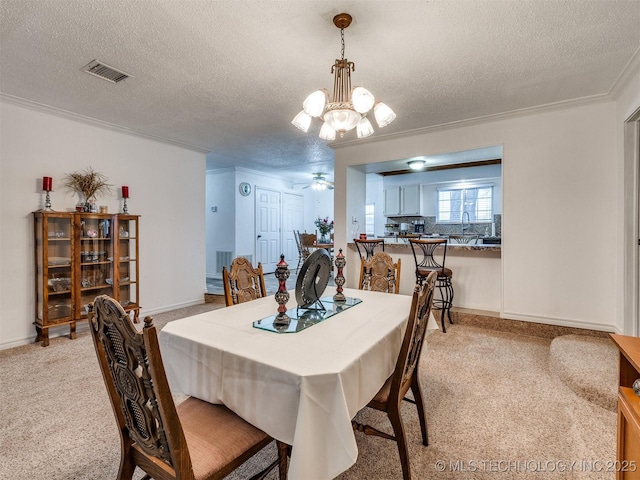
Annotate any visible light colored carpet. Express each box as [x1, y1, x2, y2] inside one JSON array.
[[0, 305, 617, 480], [549, 334, 618, 412]]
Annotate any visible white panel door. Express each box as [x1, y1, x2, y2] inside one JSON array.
[[282, 193, 305, 266], [255, 187, 281, 273]]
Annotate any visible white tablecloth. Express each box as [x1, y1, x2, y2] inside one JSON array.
[[159, 287, 437, 480]]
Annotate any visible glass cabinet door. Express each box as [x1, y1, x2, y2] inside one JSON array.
[[77, 214, 114, 318], [116, 215, 139, 313], [36, 214, 74, 323]]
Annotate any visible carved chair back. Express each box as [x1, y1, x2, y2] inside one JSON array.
[[222, 257, 267, 307], [358, 251, 401, 294], [88, 295, 192, 477], [299, 233, 317, 248], [390, 271, 437, 402]]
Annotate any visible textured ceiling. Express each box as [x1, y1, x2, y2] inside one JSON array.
[[1, 0, 639, 183]]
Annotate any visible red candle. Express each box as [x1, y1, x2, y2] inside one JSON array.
[[42, 176, 52, 191], [121, 186, 129, 198]]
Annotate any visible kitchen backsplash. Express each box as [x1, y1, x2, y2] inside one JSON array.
[[386, 214, 502, 237]]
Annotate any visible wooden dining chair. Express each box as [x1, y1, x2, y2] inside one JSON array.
[[352, 271, 437, 480], [222, 257, 267, 307], [88, 295, 288, 480], [294, 230, 311, 273], [358, 251, 401, 294]]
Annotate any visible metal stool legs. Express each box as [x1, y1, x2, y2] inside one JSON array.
[[417, 272, 453, 333], [434, 275, 454, 333]]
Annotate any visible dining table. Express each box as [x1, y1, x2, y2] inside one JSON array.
[[159, 286, 438, 480]]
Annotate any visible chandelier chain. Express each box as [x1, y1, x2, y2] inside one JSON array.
[[340, 28, 345, 60]]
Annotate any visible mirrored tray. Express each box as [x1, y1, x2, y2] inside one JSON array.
[[253, 296, 362, 334]]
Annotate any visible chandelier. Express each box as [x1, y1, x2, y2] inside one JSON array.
[[292, 13, 396, 140]]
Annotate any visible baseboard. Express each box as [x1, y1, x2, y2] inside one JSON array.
[[450, 308, 613, 339], [0, 299, 206, 351]]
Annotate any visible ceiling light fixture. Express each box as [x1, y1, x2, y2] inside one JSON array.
[[408, 160, 426, 170], [292, 13, 396, 141]]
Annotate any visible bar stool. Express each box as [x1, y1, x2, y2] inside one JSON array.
[[354, 238, 385, 261], [448, 234, 480, 245], [408, 238, 454, 332]]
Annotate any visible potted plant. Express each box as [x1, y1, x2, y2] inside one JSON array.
[[63, 167, 112, 212], [314, 216, 334, 243]]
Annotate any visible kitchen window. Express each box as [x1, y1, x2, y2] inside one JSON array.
[[365, 204, 375, 235], [437, 185, 493, 223]]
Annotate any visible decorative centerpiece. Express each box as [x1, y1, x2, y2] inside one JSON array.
[[63, 167, 111, 212], [273, 254, 290, 328], [333, 248, 346, 303], [314, 216, 334, 244]]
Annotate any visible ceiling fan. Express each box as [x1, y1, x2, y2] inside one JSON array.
[[299, 173, 334, 191]]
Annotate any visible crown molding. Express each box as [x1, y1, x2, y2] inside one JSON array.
[[0, 93, 211, 154], [609, 46, 640, 100], [331, 93, 611, 149]]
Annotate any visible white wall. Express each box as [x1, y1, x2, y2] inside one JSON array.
[[0, 99, 206, 348], [617, 64, 640, 334], [205, 168, 335, 275], [206, 169, 235, 277], [334, 100, 620, 332]]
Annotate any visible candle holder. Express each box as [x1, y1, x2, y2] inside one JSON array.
[[43, 190, 53, 211], [273, 254, 291, 328], [42, 176, 53, 211], [333, 248, 346, 303], [121, 186, 129, 214]]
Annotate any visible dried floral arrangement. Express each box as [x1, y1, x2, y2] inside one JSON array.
[[63, 167, 112, 201]]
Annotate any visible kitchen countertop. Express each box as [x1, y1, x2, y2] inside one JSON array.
[[349, 238, 501, 252]]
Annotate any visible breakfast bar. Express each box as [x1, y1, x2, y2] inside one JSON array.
[[347, 239, 502, 313]]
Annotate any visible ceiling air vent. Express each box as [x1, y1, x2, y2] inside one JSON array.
[[82, 60, 131, 84]]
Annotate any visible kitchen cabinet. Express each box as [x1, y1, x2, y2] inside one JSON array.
[[33, 211, 140, 346], [383, 185, 421, 216]]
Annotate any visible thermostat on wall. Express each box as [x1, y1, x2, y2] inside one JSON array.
[[239, 182, 252, 196]]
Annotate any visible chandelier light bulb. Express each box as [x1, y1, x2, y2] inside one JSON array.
[[291, 110, 312, 132], [303, 89, 328, 117], [356, 117, 374, 138], [319, 122, 337, 141], [352, 87, 375, 114], [374, 102, 396, 128], [323, 108, 361, 134]]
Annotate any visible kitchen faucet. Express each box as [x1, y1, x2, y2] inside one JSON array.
[[461, 211, 470, 234]]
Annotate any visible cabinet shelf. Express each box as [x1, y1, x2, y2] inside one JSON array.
[[48, 290, 71, 295], [33, 212, 140, 346]]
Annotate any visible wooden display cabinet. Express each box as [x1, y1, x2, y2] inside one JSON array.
[[33, 212, 140, 346], [610, 334, 640, 479]]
